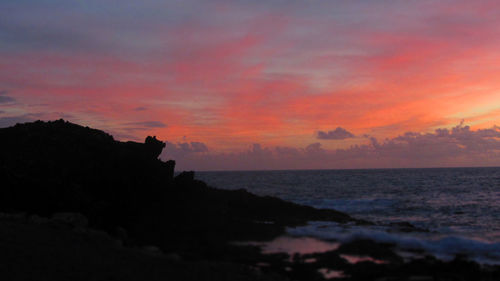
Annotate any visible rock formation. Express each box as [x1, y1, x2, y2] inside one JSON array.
[[0, 119, 357, 254]]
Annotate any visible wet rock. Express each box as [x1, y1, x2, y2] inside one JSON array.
[[408, 276, 433, 281], [51, 212, 88, 228], [113, 226, 129, 243], [308, 250, 348, 270], [29, 214, 50, 224], [0, 212, 27, 221], [387, 221, 429, 233], [164, 252, 182, 262], [141, 245, 163, 256], [337, 239, 403, 264]]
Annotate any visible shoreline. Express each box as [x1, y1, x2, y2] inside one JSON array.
[[2, 211, 500, 281], [1, 120, 500, 280]]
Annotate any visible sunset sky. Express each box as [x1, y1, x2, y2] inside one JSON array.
[[2, 0, 500, 170]]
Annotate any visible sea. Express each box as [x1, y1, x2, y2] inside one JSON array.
[[196, 167, 500, 264]]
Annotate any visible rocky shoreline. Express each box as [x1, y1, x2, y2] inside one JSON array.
[[2, 211, 499, 281], [1, 120, 499, 280]]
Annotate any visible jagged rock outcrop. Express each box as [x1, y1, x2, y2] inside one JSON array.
[[0, 119, 175, 228], [0, 120, 358, 258]]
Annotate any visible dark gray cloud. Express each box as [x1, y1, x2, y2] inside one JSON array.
[[275, 146, 300, 157], [0, 1, 212, 56], [112, 121, 168, 141], [164, 141, 209, 159], [305, 142, 324, 154], [0, 115, 34, 128], [134, 107, 147, 111], [0, 21, 100, 53], [0, 112, 80, 128], [125, 121, 167, 128], [0, 90, 15, 104], [190, 142, 209, 153], [112, 132, 141, 141], [317, 127, 355, 140]]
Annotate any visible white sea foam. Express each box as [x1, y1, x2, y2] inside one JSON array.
[[287, 221, 500, 264], [198, 168, 500, 262]]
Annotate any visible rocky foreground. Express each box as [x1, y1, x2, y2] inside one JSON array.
[[1, 120, 499, 281]]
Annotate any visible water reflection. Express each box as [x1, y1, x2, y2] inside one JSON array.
[[340, 254, 387, 264], [318, 268, 346, 279], [258, 236, 339, 255]]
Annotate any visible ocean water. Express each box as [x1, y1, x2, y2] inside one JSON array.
[[196, 167, 500, 263]]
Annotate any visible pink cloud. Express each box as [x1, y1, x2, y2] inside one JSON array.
[[162, 124, 500, 171]]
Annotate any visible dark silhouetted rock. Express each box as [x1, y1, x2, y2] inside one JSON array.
[[0, 119, 176, 230], [174, 171, 195, 186], [145, 136, 166, 159], [337, 239, 403, 264], [163, 160, 176, 181], [387, 221, 429, 233], [0, 119, 358, 257]]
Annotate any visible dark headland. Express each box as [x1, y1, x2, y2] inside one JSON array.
[[1, 119, 499, 281]]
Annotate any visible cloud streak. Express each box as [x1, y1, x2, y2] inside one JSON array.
[[0, 91, 15, 104], [124, 121, 167, 128]]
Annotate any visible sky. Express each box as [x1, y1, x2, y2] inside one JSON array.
[[1, 0, 500, 170]]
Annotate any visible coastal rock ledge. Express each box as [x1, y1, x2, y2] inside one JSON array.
[[1, 120, 499, 281]]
